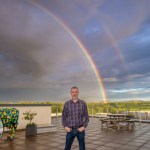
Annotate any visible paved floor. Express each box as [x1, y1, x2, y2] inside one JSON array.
[[0, 117, 150, 150]]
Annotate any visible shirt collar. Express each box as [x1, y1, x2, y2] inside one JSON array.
[[71, 99, 79, 103]]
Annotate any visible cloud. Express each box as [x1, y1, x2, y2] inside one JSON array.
[[109, 88, 150, 95], [0, 0, 105, 101], [103, 77, 120, 82], [0, 0, 150, 101], [127, 74, 145, 80]]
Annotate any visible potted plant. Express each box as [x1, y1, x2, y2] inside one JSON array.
[[23, 110, 37, 137]]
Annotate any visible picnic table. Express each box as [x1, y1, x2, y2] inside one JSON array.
[[100, 113, 135, 130]]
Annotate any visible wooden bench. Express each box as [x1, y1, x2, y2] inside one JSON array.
[[126, 119, 135, 130], [100, 118, 135, 131], [100, 118, 120, 129]]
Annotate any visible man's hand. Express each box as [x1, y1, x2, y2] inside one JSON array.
[[78, 126, 85, 132], [65, 127, 72, 132]]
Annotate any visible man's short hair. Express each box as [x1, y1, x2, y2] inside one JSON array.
[[71, 86, 79, 91]]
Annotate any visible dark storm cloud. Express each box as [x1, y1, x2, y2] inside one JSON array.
[[30, 0, 150, 101], [0, 0, 150, 101], [120, 18, 150, 76], [40, 0, 150, 88], [0, 0, 103, 101], [0, 0, 50, 79], [0, 0, 85, 80]]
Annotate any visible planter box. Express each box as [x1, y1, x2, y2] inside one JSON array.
[[26, 125, 37, 137]]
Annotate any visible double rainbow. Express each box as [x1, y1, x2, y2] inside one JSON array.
[[29, 1, 108, 103]]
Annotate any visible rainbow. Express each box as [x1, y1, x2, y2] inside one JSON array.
[[29, 1, 108, 103], [98, 13, 128, 74], [103, 25, 127, 71]]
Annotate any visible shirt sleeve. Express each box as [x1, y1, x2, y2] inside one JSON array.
[[83, 102, 89, 128], [62, 102, 67, 128]]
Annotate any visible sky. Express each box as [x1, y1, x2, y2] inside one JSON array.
[[0, 0, 150, 102]]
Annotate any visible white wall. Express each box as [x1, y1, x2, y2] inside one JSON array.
[[0, 105, 52, 129]]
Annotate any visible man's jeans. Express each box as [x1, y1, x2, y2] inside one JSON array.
[[65, 129, 85, 150]]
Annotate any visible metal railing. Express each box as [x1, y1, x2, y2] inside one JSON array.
[[52, 104, 150, 123]]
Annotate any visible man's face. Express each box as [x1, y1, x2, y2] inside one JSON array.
[[71, 88, 79, 99]]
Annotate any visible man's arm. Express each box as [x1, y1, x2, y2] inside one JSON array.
[[62, 103, 72, 132], [83, 102, 89, 128], [62, 103, 67, 128]]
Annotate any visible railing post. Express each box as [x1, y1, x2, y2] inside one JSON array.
[[138, 110, 141, 124], [99, 106, 100, 119], [107, 107, 109, 114], [126, 104, 129, 114], [92, 106, 93, 118], [56, 106, 58, 123], [117, 108, 118, 114], [127, 109, 129, 115]]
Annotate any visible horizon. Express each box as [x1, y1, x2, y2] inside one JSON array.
[[0, 99, 150, 104]]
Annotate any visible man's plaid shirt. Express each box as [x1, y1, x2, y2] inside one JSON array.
[[62, 99, 89, 128]]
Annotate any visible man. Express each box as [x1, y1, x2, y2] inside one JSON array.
[[62, 87, 89, 150]]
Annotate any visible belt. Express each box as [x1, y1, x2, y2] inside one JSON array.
[[70, 125, 83, 129]]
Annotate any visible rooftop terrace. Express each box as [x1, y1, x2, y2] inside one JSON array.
[[0, 117, 150, 150]]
